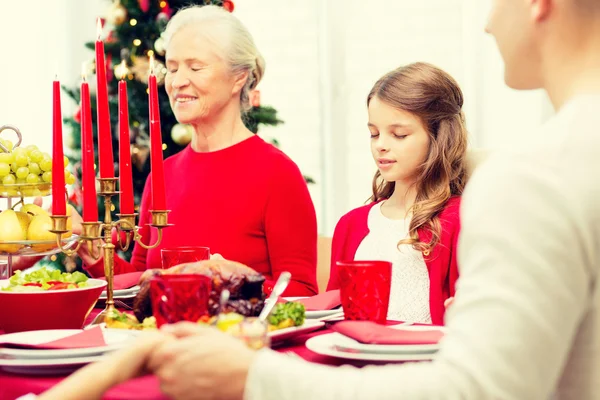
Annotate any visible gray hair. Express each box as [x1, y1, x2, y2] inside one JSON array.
[[163, 5, 265, 113]]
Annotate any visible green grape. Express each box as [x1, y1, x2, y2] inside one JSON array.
[[0, 139, 14, 152], [12, 147, 26, 158], [14, 153, 28, 167], [0, 163, 9, 177], [16, 177, 27, 184], [64, 156, 69, 167], [26, 173, 40, 184], [65, 173, 76, 185], [40, 157, 52, 172], [2, 174, 16, 185], [29, 162, 41, 175], [24, 145, 37, 156], [42, 171, 52, 183], [29, 150, 43, 163], [16, 167, 29, 179], [0, 152, 14, 164], [10, 163, 18, 173]]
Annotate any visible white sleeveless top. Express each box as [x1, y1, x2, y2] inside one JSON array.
[[354, 202, 431, 323]]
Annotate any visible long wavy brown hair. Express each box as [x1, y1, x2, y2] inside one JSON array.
[[368, 62, 468, 255]]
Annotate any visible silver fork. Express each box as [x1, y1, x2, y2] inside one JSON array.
[[114, 299, 133, 310]]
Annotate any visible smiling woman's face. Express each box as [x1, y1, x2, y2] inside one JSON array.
[[367, 96, 430, 184], [164, 25, 239, 124]]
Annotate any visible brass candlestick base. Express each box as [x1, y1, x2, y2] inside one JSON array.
[[51, 177, 169, 326]]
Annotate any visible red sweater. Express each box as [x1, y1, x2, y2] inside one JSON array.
[[326, 197, 461, 325], [85, 135, 319, 296]]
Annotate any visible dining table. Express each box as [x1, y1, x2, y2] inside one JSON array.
[[0, 308, 382, 400]]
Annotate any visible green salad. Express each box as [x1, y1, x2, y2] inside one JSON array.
[[2, 268, 89, 292], [268, 302, 306, 328]]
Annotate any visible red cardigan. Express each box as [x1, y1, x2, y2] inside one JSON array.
[[85, 136, 319, 297], [327, 197, 461, 325]]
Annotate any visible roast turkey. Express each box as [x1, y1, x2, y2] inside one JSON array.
[[133, 259, 265, 322]]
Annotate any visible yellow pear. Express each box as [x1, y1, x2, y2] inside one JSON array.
[[20, 204, 49, 218], [14, 211, 31, 236], [28, 214, 56, 252], [0, 210, 27, 253]]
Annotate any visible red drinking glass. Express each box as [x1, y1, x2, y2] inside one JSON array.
[[337, 260, 392, 324], [160, 246, 210, 270], [149, 274, 212, 327]]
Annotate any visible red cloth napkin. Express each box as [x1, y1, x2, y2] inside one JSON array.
[[297, 290, 341, 311], [105, 271, 143, 290], [0, 326, 107, 350], [332, 321, 444, 345]]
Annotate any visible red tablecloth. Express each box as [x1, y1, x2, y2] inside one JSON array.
[[0, 310, 348, 400]]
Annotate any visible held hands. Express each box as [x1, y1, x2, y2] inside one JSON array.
[[38, 323, 256, 400], [149, 323, 255, 400]]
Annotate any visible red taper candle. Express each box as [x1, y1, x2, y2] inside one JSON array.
[[51, 78, 67, 216], [95, 18, 114, 179]]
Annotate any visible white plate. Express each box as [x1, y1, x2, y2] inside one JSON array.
[[269, 320, 325, 342], [0, 355, 105, 375], [280, 297, 342, 319], [100, 319, 326, 343], [99, 292, 139, 301], [330, 325, 445, 354], [100, 285, 140, 298], [0, 328, 136, 360], [305, 333, 438, 362]]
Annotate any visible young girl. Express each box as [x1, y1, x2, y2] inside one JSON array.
[[327, 62, 468, 325]]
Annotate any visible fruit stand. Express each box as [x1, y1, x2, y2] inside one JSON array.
[[0, 125, 78, 279]]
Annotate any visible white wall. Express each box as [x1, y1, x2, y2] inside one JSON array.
[[0, 0, 554, 234]]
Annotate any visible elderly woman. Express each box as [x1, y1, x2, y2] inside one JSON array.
[[80, 5, 318, 296]]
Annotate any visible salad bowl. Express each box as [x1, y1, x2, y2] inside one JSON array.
[[0, 269, 106, 333]]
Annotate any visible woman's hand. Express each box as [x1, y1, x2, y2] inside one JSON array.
[[444, 297, 454, 309], [37, 332, 169, 400]]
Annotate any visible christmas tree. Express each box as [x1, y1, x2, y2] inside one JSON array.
[[53, 0, 283, 269]]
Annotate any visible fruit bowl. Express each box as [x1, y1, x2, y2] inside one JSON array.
[[0, 278, 107, 333], [0, 234, 80, 256], [0, 182, 51, 198]]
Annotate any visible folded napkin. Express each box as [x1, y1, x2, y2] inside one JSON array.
[[297, 290, 341, 311], [0, 326, 107, 350], [332, 321, 444, 345], [104, 271, 143, 290]]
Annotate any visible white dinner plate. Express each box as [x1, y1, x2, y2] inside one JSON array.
[[100, 285, 140, 298], [269, 320, 325, 342], [305, 333, 438, 362], [280, 297, 343, 319], [330, 325, 445, 354], [99, 319, 325, 343], [0, 355, 105, 375], [0, 328, 137, 360]]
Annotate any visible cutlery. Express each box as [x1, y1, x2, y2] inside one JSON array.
[[212, 289, 230, 326], [258, 272, 291, 322]]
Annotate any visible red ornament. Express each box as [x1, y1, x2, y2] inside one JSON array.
[[73, 105, 82, 124], [106, 54, 114, 82], [223, 1, 234, 12], [160, 0, 173, 18], [138, 0, 150, 12]]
